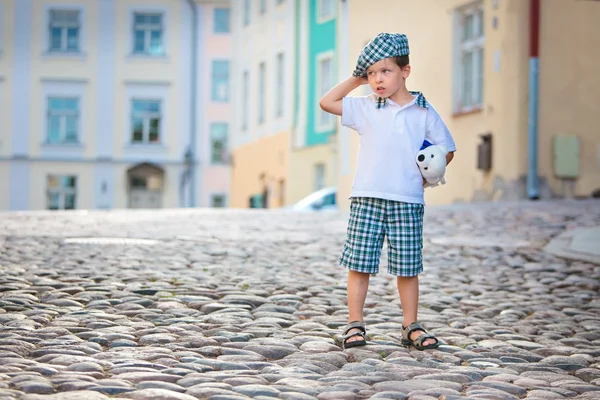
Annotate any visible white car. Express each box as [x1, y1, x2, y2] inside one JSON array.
[[290, 187, 338, 212]]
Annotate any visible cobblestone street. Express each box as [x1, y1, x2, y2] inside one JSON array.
[[1, 200, 599, 400]]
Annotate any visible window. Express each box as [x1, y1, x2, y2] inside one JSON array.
[[242, 71, 249, 130], [212, 60, 230, 102], [316, 53, 335, 130], [211, 194, 226, 208], [314, 163, 325, 191], [131, 100, 161, 144], [259, 0, 266, 14], [133, 13, 164, 55], [275, 52, 284, 117], [317, 0, 335, 23], [277, 0, 285, 4], [455, 4, 484, 112], [213, 8, 230, 33], [47, 97, 79, 144], [243, 0, 251, 26], [47, 175, 77, 210], [210, 123, 228, 164], [258, 62, 266, 124], [49, 9, 80, 52]]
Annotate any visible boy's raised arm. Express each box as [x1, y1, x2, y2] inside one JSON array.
[[319, 76, 366, 116]]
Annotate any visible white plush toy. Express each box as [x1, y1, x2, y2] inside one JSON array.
[[416, 144, 448, 188]]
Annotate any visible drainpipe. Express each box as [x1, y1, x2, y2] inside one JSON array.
[[527, 0, 540, 200], [185, 0, 198, 207]]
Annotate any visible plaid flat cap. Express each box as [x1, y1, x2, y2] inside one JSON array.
[[352, 33, 410, 78]]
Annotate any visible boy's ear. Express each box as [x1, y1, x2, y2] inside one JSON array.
[[402, 65, 411, 79]]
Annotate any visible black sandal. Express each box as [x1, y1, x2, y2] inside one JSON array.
[[342, 321, 367, 349], [401, 321, 439, 350]]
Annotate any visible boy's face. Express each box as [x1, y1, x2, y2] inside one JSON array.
[[366, 58, 410, 98]]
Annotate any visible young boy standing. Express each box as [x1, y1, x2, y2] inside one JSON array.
[[319, 33, 456, 350]]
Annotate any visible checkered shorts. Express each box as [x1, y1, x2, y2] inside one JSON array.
[[339, 197, 424, 276]]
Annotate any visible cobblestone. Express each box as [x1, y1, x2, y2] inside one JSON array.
[[0, 200, 599, 399]]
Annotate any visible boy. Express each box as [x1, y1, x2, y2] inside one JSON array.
[[319, 33, 456, 350]]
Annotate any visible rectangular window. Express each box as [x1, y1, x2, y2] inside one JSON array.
[[210, 123, 228, 164], [314, 163, 325, 191], [275, 52, 284, 118], [316, 54, 334, 130], [49, 9, 80, 52], [47, 175, 77, 210], [131, 99, 161, 144], [211, 194, 226, 208], [316, 0, 335, 23], [213, 8, 230, 33], [242, 71, 249, 130], [212, 60, 230, 102], [455, 4, 484, 113], [243, 0, 251, 26], [133, 13, 164, 56], [47, 97, 79, 144], [258, 62, 266, 124], [259, 0, 266, 14]]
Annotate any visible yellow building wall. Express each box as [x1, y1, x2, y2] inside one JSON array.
[[230, 132, 289, 208], [288, 143, 337, 204], [537, 0, 600, 197], [339, 0, 532, 209], [0, 164, 8, 210]]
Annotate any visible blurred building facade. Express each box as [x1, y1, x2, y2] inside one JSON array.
[[336, 0, 600, 209], [0, 0, 232, 211]]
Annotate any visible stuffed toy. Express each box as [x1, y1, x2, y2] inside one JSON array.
[[416, 142, 448, 188]]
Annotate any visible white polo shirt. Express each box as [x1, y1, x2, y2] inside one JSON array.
[[342, 93, 456, 205]]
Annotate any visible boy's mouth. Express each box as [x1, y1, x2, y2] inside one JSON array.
[[376, 87, 385, 93]]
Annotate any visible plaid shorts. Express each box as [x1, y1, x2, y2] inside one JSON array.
[[339, 197, 424, 276]]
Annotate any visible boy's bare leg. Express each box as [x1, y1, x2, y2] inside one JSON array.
[[346, 270, 370, 344], [396, 275, 436, 346]]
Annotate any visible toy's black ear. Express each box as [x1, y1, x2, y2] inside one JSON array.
[[418, 154, 425, 162], [431, 154, 434, 158]]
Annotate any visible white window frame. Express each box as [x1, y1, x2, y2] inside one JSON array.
[[130, 99, 162, 145], [213, 7, 230, 34], [47, 175, 77, 210], [316, 0, 335, 24], [275, 52, 284, 118], [453, 2, 485, 114], [210, 193, 227, 208], [47, 97, 80, 145], [210, 122, 228, 165], [211, 59, 230, 102], [315, 51, 335, 132], [242, 70, 250, 131], [128, 7, 167, 57], [41, 80, 85, 148], [44, 5, 86, 55], [258, 61, 266, 124]]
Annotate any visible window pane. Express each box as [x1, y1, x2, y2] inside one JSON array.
[[462, 51, 473, 107], [66, 28, 78, 50], [63, 98, 78, 110], [475, 48, 484, 105], [150, 15, 162, 25], [211, 195, 225, 208], [48, 116, 61, 143], [244, 0, 251, 25], [134, 30, 145, 52], [64, 193, 76, 210], [131, 177, 147, 188], [133, 100, 159, 113], [477, 9, 484, 38], [211, 140, 224, 163], [149, 118, 160, 142], [62, 176, 76, 188], [65, 116, 78, 142], [48, 192, 60, 210], [50, 28, 62, 50], [149, 30, 163, 55], [463, 14, 474, 41], [132, 118, 143, 142], [214, 8, 230, 33], [135, 14, 149, 24]]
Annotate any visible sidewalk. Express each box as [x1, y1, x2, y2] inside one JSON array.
[[544, 226, 600, 264]]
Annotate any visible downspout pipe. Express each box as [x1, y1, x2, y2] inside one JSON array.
[[527, 0, 540, 200], [185, 0, 198, 207]]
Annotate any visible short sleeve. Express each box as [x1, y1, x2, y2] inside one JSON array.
[[425, 106, 457, 152], [341, 96, 366, 132]]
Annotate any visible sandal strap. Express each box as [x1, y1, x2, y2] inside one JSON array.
[[343, 330, 366, 341], [402, 321, 426, 340], [413, 333, 438, 347], [343, 321, 366, 336]]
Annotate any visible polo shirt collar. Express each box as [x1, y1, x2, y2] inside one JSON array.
[[375, 91, 429, 109]]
